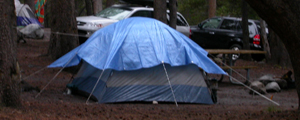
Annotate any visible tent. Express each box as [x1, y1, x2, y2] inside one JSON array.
[[15, 0, 44, 39], [69, 61, 215, 104], [48, 17, 226, 104], [15, 0, 41, 27]]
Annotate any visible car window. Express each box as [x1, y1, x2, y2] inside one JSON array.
[[248, 22, 257, 37], [255, 21, 262, 34], [176, 14, 188, 26], [201, 18, 221, 29], [167, 14, 188, 26], [131, 10, 153, 18], [220, 19, 239, 30], [131, 11, 188, 26], [95, 7, 132, 20], [239, 21, 258, 37]]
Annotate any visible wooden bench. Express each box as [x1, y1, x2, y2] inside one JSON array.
[[205, 49, 265, 84], [219, 66, 258, 84], [220, 66, 258, 69]]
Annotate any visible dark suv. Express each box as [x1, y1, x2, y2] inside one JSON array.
[[190, 17, 266, 61]]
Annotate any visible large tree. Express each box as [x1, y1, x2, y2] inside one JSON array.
[[259, 19, 271, 61], [105, 0, 115, 9], [268, 29, 291, 67], [241, 0, 251, 60], [0, 0, 22, 108], [85, 0, 93, 15], [208, 0, 216, 18], [169, 0, 177, 29], [154, 0, 167, 24], [93, 0, 102, 14], [245, 0, 300, 109], [48, 0, 79, 60]]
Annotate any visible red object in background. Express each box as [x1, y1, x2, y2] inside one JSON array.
[[35, 0, 46, 24]]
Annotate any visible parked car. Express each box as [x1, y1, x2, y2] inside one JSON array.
[[77, 4, 191, 44], [190, 16, 267, 61]]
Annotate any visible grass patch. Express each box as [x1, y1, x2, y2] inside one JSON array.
[[266, 105, 281, 112]]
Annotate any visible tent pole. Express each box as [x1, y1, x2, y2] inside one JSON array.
[[162, 62, 178, 107], [86, 69, 105, 104], [35, 54, 77, 98]]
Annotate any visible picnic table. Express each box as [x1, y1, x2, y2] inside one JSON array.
[[205, 49, 267, 84]]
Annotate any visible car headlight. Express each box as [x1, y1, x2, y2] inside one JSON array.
[[84, 23, 103, 28]]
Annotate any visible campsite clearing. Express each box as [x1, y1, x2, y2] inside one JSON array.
[[8, 31, 299, 119]]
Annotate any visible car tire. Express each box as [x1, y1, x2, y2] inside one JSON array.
[[229, 44, 242, 61]]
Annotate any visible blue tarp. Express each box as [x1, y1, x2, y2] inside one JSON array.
[[48, 17, 226, 75]]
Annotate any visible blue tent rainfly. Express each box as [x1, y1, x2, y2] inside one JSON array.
[[48, 17, 226, 75], [45, 17, 227, 105]]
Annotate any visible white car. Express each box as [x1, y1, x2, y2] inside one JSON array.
[[77, 4, 191, 43]]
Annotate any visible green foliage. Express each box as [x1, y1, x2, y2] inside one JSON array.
[[266, 105, 281, 112], [178, 0, 208, 25], [273, 64, 282, 69], [177, 0, 260, 25], [216, 0, 242, 17]]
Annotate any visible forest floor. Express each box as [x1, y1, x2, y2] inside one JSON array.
[[0, 28, 299, 119]]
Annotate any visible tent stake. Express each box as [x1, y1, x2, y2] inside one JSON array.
[[162, 63, 178, 107], [86, 70, 105, 104]]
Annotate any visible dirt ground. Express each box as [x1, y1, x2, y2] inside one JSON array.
[[1, 29, 299, 119]]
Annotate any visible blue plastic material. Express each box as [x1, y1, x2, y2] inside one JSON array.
[[48, 17, 226, 75], [17, 16, 42, 27]]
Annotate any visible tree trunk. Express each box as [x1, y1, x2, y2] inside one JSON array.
[[48, 0, 79, 60], [208, 0, 216, 18], [85, 0, 93, 15], [44, 2, 49, 27], [268, 28, 291, 67], [241, 0, 251, 60], [105, 0, 114, 9], [245, 0, 300, 110], [260, 19, 271, 60], [93, 0, 102, 14], [24, 0, 35, 13], [0, 0, 22, 108], [154, 0, 167, 24], [169, 0, 177, 29], [75, 0, 79, 15]]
